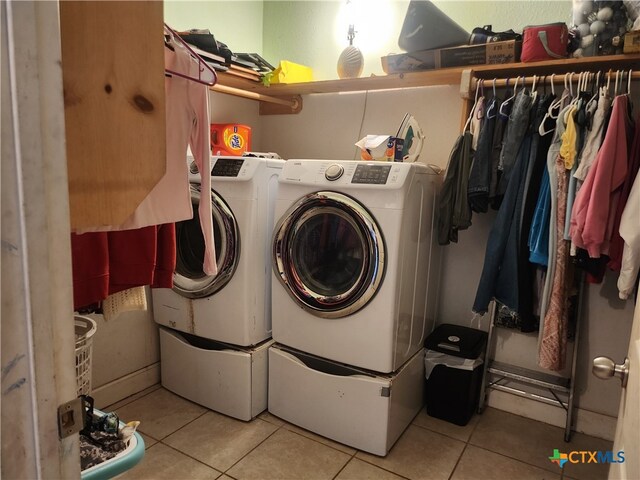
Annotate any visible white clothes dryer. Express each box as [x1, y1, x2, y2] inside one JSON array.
[[153, 156, 284, 346], [271, 159, 441, 373]]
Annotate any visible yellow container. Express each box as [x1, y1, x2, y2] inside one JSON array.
[[270, 60, 313, 84]]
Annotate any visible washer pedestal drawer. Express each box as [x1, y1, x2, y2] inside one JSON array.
[[268, 344, 425, 456], [159, 327, 271, 421]]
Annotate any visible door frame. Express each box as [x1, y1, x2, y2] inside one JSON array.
[[1, 1, 79, 477]]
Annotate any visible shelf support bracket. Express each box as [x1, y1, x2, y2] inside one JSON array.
[[259, 94, 303, 115]]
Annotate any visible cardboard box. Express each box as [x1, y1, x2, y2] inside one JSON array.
[[623, 30, 640, 54], [381, 40, 521, 74]]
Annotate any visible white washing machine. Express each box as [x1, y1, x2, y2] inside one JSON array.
[[154, 155, 284, 346], [271, 159, 441, 373], [152, 155, 283, 421]]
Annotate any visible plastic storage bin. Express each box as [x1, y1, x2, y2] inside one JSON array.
[[424, 324, 487, 426]]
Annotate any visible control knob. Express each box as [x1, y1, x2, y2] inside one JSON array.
[[325, 164, 344, 181]]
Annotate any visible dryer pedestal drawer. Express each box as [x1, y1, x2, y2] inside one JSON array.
[[268, 345, 425, 456], [159, 327, 271, 421]]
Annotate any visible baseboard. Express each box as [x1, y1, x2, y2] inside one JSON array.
[[92, 362, 160, 409], [486, 389, 617, 441]]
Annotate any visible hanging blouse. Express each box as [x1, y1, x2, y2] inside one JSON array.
[[569, 95, 631, 259], [77, 38, 217, 276], [618, 169, 640, 299]]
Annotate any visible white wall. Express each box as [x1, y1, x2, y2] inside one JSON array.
[[164, 0, 264, 54]]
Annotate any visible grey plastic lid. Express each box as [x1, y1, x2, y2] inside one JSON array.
[[398, 0, 469, 52]]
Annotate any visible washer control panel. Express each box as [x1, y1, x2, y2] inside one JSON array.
[[211, 158, 245, 177], [351, 164, 392, 184], [324, 164, 345, 181]]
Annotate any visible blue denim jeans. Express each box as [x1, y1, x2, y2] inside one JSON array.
[[496, 90, 534, 198]]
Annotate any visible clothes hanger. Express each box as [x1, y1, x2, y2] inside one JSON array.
[[463, 77, 482, 132], [486, 78, 498, 119], [476, 79, 485, 120], [164, 23, 217, 87], [628, 69, 633, 96], [498, 77, 512, 119], [539, 73, 569, 136], [499, 75, 521, 116], [549, 73, 571, 115], [530, 75, 539, 102], [588, 72, 601, 103]]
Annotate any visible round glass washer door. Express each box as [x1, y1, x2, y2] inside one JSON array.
[[273, 191, 385, 318], [173, 184, 239, 299]]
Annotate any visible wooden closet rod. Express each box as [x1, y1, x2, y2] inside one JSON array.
[[471, 71, 640, 90], [211, 83, 299, 109]]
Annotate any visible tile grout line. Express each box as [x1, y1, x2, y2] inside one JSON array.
[[447, 442, 469, 480], [104, 384, 162, 412], [282, 425, 358, 457], [141, 408, 210, 442], [219, 420, 284, 475], [157, 441, 225, 475], [330, 448, 359, 480], [350, 454, 413, 480], [410, 421, 476, 444]]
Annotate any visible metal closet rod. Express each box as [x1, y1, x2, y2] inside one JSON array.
[[472, 70, 640, 90], [210, 83, 299, 109]]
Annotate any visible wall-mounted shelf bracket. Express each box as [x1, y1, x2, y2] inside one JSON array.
[[259, 94, 303, 115]]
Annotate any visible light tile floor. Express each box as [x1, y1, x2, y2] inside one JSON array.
[[111, 387, 612, 480]]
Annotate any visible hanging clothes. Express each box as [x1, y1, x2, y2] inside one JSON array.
[[71, 225, 175, 310], [618, 168, 640, 300], [538, 101, 573, 345], [473, 95, 537, 316], [489, 97, 511, 208], [438, 132, 474, 245], [573, 89, 612, 183], [529, 169, 551, 266], [538, 149, 571, 371], [468, 96, 499, 213], [609, 113, 640, 271], [517, 94, 555, 331], [570, 95, 632, 258], [77, 38, 217, 276], [495, 90, 534, 200], [527, 94, 558, 268]]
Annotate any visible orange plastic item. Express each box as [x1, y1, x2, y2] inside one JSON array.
[[210, 124, 252, 156]]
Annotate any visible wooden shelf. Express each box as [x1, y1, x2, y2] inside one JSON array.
[[211, 53, 640, 114]]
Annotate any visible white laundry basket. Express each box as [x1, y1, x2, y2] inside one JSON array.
[[75, 315, 97, 396]]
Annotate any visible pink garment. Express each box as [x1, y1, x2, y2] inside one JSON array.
[[569, 95, 630, 258], [77, 39, 217, 276]]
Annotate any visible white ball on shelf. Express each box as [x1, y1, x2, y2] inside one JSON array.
[[596, 7, 613, 22], [580, 34, 594, 48], [577, 22, 591, 37], [590, 20, 606, 34]]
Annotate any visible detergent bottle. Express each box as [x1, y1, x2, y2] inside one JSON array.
[[210, 124, 252, 156]]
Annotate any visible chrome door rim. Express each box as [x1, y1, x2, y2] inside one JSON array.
[[173, 184, 240, 298], [273, 191, 385, 318]]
